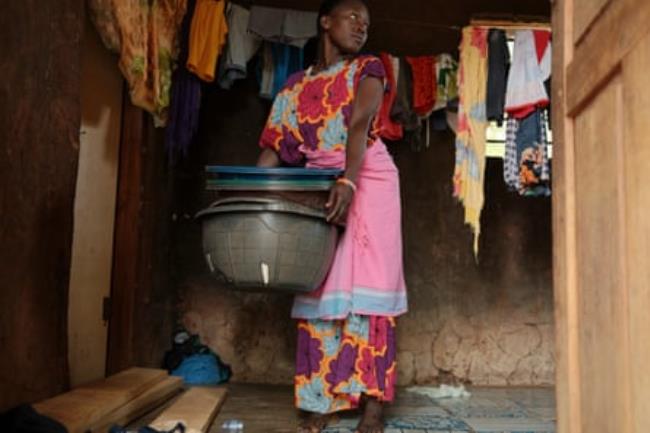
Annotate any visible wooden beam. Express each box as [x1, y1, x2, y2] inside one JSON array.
[[470, 18, 551, 30], [551, 0, 582, 431]]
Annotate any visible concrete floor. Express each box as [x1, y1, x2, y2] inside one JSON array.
[[210, 384, 556, 433]]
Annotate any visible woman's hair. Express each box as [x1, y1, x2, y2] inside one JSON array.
[[317, 0, 369, 33]]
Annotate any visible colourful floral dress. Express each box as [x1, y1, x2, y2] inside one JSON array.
[[260, 55, 386, 165], [259, 55, 408, 413]]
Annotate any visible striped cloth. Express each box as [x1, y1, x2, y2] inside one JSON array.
[[453, 26, 489, 257]]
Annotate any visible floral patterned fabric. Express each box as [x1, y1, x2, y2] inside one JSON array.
[[259, 55, 386, 166], [295, 314, 397, 414], [88, 0, 187, 125]]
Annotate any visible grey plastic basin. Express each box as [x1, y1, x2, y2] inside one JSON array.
[[196, 197, 338, 293]]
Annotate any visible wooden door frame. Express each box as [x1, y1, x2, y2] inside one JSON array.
[[106, 88, 148, 375], [551, 0, 580, 431], [106, 87, 174, 375]]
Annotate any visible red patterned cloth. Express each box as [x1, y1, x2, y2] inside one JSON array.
[[378, 53, 403, 140], [405, 55, 437, 117]]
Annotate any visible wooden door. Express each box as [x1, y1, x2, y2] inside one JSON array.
[[552, 0, 650, 432], [0, 0, 83, 410]]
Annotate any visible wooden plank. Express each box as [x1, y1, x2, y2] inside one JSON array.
[[566, 0, 650, 115], [622, 32, 650, 433], [149, 387, 228, 433], [68, 16, 123, 387], [573, 0, 610, 43], [91, 376, 184, 433], [34, 368, 167, 433]]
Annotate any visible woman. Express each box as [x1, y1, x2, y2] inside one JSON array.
[[257, 1, 407, 432]]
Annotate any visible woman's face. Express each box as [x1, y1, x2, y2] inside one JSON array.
[[321, 0, 370, 54]]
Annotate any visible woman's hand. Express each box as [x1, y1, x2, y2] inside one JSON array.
[[326, 182, 355, 224], [257, 148, 281, 167]]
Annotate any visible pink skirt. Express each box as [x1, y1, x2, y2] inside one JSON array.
[[292, 140, 408, 319]]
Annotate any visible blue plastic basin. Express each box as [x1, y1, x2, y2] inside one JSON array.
[[205, 166, 343, 191]]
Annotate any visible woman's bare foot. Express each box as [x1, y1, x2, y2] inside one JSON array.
[[356, 397, 384, 433], [297, 412, 332, 433]]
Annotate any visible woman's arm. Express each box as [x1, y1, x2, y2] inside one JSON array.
[[327, 76, 384, 223]]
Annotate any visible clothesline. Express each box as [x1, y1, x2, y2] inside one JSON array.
[[470, 19, 551, 31], [372, 18, 551, 32], [373, 17, 462, 31], [229, 1, 550, 33]]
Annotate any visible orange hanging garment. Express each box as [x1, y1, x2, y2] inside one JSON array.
[[187, 0, 228, 82]]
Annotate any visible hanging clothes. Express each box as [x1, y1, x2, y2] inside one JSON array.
[[259, 43, 275, 99], [504, 109, 551, 196], [453, 26, 489, 257], [165, 69, 201, 161], [390, 57, 422, 149], [87, 0, 121, 52], [503, 117, 520, 191], [87, 0, 187, 124], [391, 58, 419, 133], [258, 42, 304, 100], [505, 30, 551, 119], [378, 53, 404, 141], [431, 53, 459, 132], [404, 55, 438, 150], [405, 56, 437, 117], [217, 3, 262, 89], [271, 43, 304, 98], [186, 0, 229, 82], [515, 109, 551, 196], [165, 0, 202, 162], [390, 55, 400, 85], [433, 53, 458, 112], [248, 6, 318, 48], [486, 29, 510, 124]]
